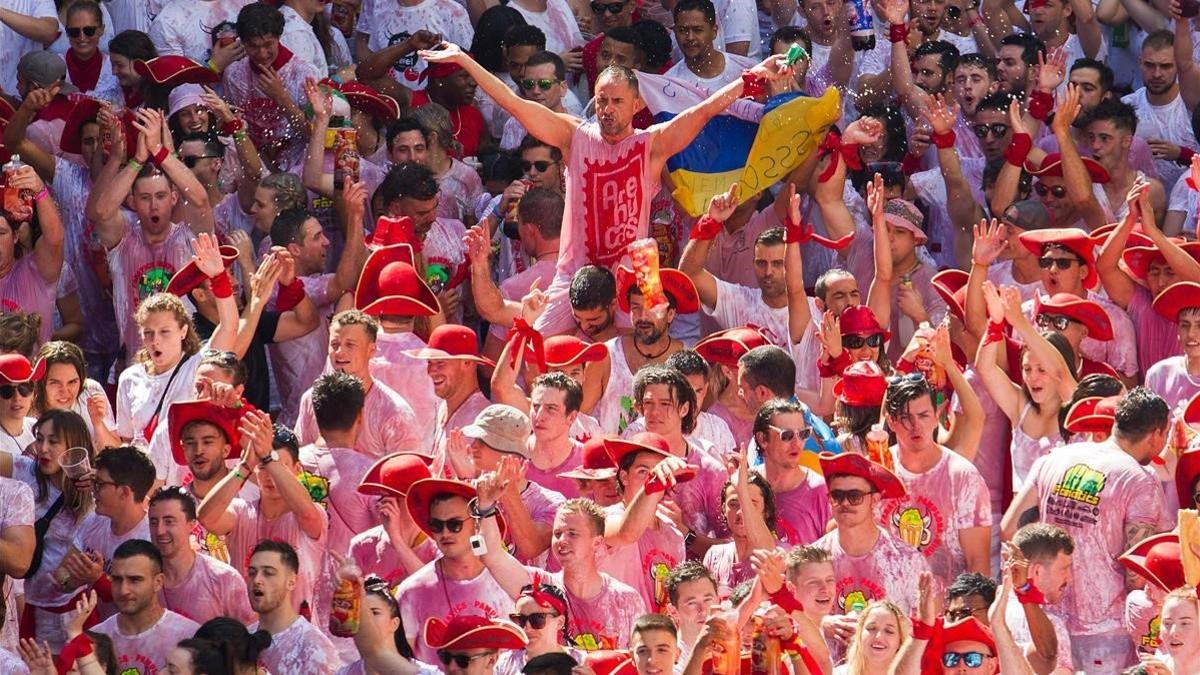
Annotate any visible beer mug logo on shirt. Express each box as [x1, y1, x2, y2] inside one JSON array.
[[298, 471, 331, 507], [650, 561, 671, 610], [891, 507, 932, 550], [134, 263, 176, 299], [838, 590, 869, 614]]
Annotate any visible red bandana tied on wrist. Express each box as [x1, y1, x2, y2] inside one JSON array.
[[690, 214, 724, 241], [817, 130, 864, 183], [785, 216, 855, 251], [521, 573, 568, 616], [56, 633, 95, 675], [505, 317, 546, 373], [1004, 132, 1033, 167], [65, 49, 102, 93], [1027, 90, 1054, 121]]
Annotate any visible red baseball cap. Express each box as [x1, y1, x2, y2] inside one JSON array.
[[1034, 293, 1113, 341], [403, 324, 495, 367], [839, 305, 890, 340]]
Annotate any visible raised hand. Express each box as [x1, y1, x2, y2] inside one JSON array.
[[999, 285, 1024, 323], [750, 548, 787, 594], [924, 94, 958, 136], [648, 455, 689, 490], [749, 53, 794, 82], [405, 30, 441, 53], [343, 179, 368, 220], [192, 232, 226, 278], [303, 78, 332, 121], [971, 218, 1007, 266], [64, 590, 98, 639], [201, 86, 236, 124], [917, 571, 938, 625], [981, 280, 1005, 323], [866, 172, 886, 223], [1007, 96, 1028, 138], [19, 84, 59, 114], [238, 409, 275, 461], [1051, 83, 1081, 136], [930, 324, 953, 367], [256, 67, 289, 103], [818, 309, 843, 359], [419, 42, 466, 64], [707, 183, 740, 222], [1036, 47, 1067, 93], [463, 225, 491, 267], [251, 252, 282, 301], [842, 116, 883, 146], [520, 280, 549, 325], [131, 108, 162, 160], [881, 0, 909, 25], [6, 165, 45, 195], [210, 36, 246, 72], [475, 469, 509, 510], [17, 639, 55, 674]]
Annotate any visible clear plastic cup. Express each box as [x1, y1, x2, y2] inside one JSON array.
[[61, 446, 91, 479]]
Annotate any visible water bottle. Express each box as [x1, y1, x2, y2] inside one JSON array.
[[848, 0, 876, 52]]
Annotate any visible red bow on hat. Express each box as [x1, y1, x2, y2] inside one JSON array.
[[505, 317, 546, 373]]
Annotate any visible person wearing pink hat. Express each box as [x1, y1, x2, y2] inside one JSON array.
[[1146, 281, 1200, 411]]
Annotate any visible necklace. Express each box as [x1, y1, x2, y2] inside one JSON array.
[[1, 420, 21, 452], [633, 336, 672, 361]]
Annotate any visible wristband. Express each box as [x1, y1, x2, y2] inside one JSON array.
[[818, 351, 852, 379], [232, 466, 248, 482], [209, 271, 234, 299], [931, 129, 956, 150], [33, 187, 49, 202], [127, 158, 144, 173], [220, 118, 245, 135], [768, 588, 805, 615], [817, 130, 864, 183], [690, 214, 724, 241], [1027, 90, 1054, 122], [1003, 132, 1033, 168], [910, 616, 939, 641], [232, 130, 247, 142], [276, 278, 306, 312], [57, 633, 95, 674], [207, 58, 220, 73], [784, 218, 806, 244], [985, 320, 1006, 345], [741, 71, 767, 99], [468, 497, 499, 519], [889, 23, 909, 43], [1179, 147, 1196, 167], [1015, 580, 1047, 605], [150, 146, 170, 168], [93, 574, 113, 602]]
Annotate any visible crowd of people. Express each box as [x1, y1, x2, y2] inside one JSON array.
[[6, 0, 1200, 673]]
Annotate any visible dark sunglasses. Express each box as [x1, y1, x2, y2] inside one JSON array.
[[202, 348, 239, 366], [1035, 313, 1075, 331], [1033, 182, 1067, 199], [887, 372, 925, 385], [521, 160, 556, 173], [429, 517, 465, 533], [829, 489, 874, 505], [437, 650, 493, 668], [768, 424, 812, 443], [521, 78, 559, 92], [942, 651, 989, 668], [0, 383, 35, 399], [843, 334, 883, 349], [971, 122, 1009, 139], [67, 26, 100, 38], [509, 612, 559, 629], [945, 606, 987, 621], [591, 0, 628, 13], [1037, 256, 1079, 271], [183, 154, 220, 168]]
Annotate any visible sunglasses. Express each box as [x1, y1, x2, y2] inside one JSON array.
[[66, 26, 101, 38], [0, 383, 34, 399], [591, 0, 629, 12], [509, 612, 560, 629], [843, 334, 883, 349], [521, 160, 557, 173], [1037, 256, 1079, 271], [945, 606, 988, 621], [941, 651, 989, 668], [521, 78, 559, 92], [437, 650, 494, 668], [886, 373, 925, 385], [202, 348, 239, 367], [829, 489, 874, 505], [429, 517, 465, 533], [1033, 182, 1067, 199], [1035, 313, 1075, 331], [768, 424, 812, 443], [183, 154, 220, 169], [971, 122, 1009, 139]]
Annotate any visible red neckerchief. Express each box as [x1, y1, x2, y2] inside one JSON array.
[[65, 49, 102, 92], [122, 86, 143, 109], [269, 44, 293, 72], [36, 95, 74, 122]]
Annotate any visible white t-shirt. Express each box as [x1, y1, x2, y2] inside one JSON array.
[[712, 0, 761, 59], [664, 51, 757, 92], [92, 610, 200, 675], [1168, 170, 1199, 237], [1122, 87, 1198, 189], [148, 0, 253, 62], [509, 0, 584, 55], [116, 350, 203, 445], [1, 0, 58, 93], [358, 0, 473, 89], [251, 615, 343, 675]]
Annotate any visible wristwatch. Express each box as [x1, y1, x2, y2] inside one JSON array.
[[259, 450, 279, 467]]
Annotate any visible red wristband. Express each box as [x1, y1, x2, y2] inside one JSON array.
[[911, 617, 940, 641], [93, 574, 112, 602], [220, 118, 245, 135], [1004, 133, 1033, 168], [768, 588, 805, 615], [1027, 90, 1054, 122], [889, 23, 909, 43], [209, 271, 233, 299], [931, 129, 956, 149], [56, 633, 95, 675], [1015, 580, 1047, 605], [150, 146, 170, 167], [785, 218, 806, 244], [690, 214, 724, 241], [985, 320, 1006, 345], [276, 278, 306, 311], [818, 350, 852, 378], [741, 71, 766, 99], [1178, 147, 1196, 167]]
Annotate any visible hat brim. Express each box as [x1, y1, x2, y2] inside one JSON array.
[[166, 246, 240, 297], [1175, 448, 1200, 508], [1025, 155, 1110, 184], [461, 424, 526, 457], [940, 617, 997, 655], [355, 243, 440, 317], [346, 91, 400, 123], [558, 467, 618, 480], [931, 270, 968, 321], [0, 357, 46, 384], [817, 451, 906, 499], [423, 617, 528, 651], [615, 266, 700, 315], [134, 57, 220, 87], [1018, 229, 1098, 290], [406, 478, 473, 538], [1118, 532, 1182, 593], [59, 97, 102, 155], [603, 437, 673, 469], [401, 348, 496, 368], [167, 400, 247, 466], [1153, 282, 1200, 323], [694, 327, 771, 368], [544, 340, 608, 369], [883, 213, 928, 244], [356, 452, 434, 498], [1034, 295, 1113, 341]]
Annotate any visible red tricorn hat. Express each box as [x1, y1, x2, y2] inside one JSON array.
[[1034, 293, 1113, 341], [59, 97, 119, 155], [615, 265, 700, 314], [1091, 222, 1155, 250], [166, 245, 239, 297], [839, 305, 891, 340], [1152, 281, 1200, 323], [357, 452, 433, 499], [560, 435, 619, 481], [694, 326, 773, 368], [133, 56, 220, 87], [366, 215, 418, 249], [603, 432, 674, 468], [583, 651, 636, 675], [1024, 152, 1110, 184], [0, 354, 45, 383], [1018, 228, 1098, 289], [405, 477, 506, 538], [355, 243, 440, 318], [940, 616, 997, 655], [834, 361, 887, 408], [167, 399, 251, 466], [423, 615, 528, 651], [817, 451, 906, 499], [403, 324, 496, 367], [543, 335, 607, 369], [1122, 243, 1200, 285], [1119, 532, 1184, 593], [1062, 396, 1119, 436], [340, 81, 401, 122], [931, 269, 968, 321], [1175, 446, 1200, 509]]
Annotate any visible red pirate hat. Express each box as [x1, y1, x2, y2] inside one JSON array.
[[1175, 447, 1200, 509], [423, 615, 528, 651], [1034, 293, 1113, 341], [817, 451, 906, 499], [405, 477, 507, 538], [0, 354, 45, 383], [1062, 396, 1119, 436], [133, 56, 220, 87], [603, 432, 674, 468], [403, 324, 496, 367], [834, 361, 887, 408], [167, 399, 250, 465], [931, 269, 968, 321], [940, 617, 997, 655], [357, 452, 434, 499], [1123, 243, 1200, 285], [1023, 152, 1110, 184], [165, 245, 239, 297], [839, 305, 891, 340], [59, 97, 105, 155], [583, 651, 637, 675], [694, 326, 773, 368], [1090, 222, 1155, 249], [1119, 532, 1184, 593], [615, 265, 700, 314], [1018, 228, 1098, 289], [1152, 282, 1200, 323], [354, 244, 440, 318], [543, 335, 607, 369], [340, 81, 401, 122], [560, 436, 618, 481]]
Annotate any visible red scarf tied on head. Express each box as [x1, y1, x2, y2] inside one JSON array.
[[521, 573, 567, 617]]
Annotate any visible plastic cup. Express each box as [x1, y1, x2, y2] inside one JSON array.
[[61, 447, 91, 479]]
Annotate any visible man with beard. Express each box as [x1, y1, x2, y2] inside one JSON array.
[[1124, 30, 1198, 189], [569, 266, 623, 345], [994, 33, 1045, 97], [1004, 523, 1076, 674], [246, 540, 340, 674], [590, 266, 698, 434], [91, 540, 200, 674], [665, 0, 756, 90]]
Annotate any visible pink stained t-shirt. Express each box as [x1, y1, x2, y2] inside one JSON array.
[[600, 502, 686, 613], [1004, 589, 1074, 672], [558, 122, 655, 274], [271, 273, 335, 427], [159, 551, 256, 625], [954, 368, 1011, 531], [879, 445, 992, 585], [225, 498, 328, 613], [487, 258, 557, 342], [702, 541, 757, 596], [1144, 356, 1200, 413], [811, 526, 931, 616], [371, 331, 439, 452], [297, 444, 377, 556], [0, 476, 33, 651], [670, 442, 731, 540], [72, 512, 151, 621], [703, 209, 779, 290], [295, 380, 424, 459], [348, 524, 439, 586], [772, 469, 832, 546], [251, 615, 343, 675], [433, 392, 492, 477], [395, 559, 518, 664], [1028, 441, 1167, 636], [92, 610, 200, 675], [1126, 587, 1163, 655], [107, 218, 195, 353], [0, 254, 56, 343], [525, 441, 585, 498], [1129, 286, 1181, 376], [548, 570, 647, 651]]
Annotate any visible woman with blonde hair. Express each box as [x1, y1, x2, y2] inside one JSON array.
[[838, 600, 910, 675], [1156, 587, 1200, 673], [412, 103, 484, 224], [32, 341, 120, 449]]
